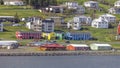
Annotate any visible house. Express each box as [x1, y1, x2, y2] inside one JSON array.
[[64, 32, 91, 40], [45, 6, 64, 13], [73, 16, 92, 25], [66, 44, 90, 51], [42, 32, 55, 40], [4, 0, 24, 6], [108, 7, 120, 14], [114, 0, 120, 7], [65, 2, 78, 9], [67, 20, 81, 30], [0, 40, 19, 49], [99, 14, 116, 23], [26, 17, 42, 31], [50, 16, 65, 27], [0, 16, 14, 22], [16, 31, 42, 39], [39, 43, 66, 51], [0, 22, 3, 32], [91, 18, 109, 28], [42, 19, 54, 33], [90, 43, 112, 50], [76, 5, 85, 14], [84, 1, 99, 9]]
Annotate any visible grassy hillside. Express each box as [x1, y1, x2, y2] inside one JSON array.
[[0, 5, 45, 18], [0, 0, 120, 46]]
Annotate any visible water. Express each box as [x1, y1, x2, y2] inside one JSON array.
[[0, 56, 120, 68]]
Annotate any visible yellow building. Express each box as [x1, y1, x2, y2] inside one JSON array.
[[42, 32, 55, 40]]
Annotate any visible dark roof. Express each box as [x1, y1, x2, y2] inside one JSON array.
[[42, 19, 54, 23]]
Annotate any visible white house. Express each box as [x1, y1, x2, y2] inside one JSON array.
[[108, 7, 120, 14], [73, 16, 92, 25], [99, 14, 116, 23], [91, 18, 108, 28], [4, 0, 24, 6], [76, 5, 85, 14], [42, 19, 54, 33], [67, 20, 81, 30], [114, 0, 120, 7], [26, 17, 42, 31], [90, 43, 112, 50], [84, 1, 99, 9], [0, 22, 3, 32], [65, 2, 78, 9]]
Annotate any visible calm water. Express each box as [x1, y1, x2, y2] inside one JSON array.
[[0, 56, 120, 68]]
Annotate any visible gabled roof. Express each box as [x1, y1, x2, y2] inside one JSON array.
[[100, 14, 116, 17], [93, 18, 108, 23]]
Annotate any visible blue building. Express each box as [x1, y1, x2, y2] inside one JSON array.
[[64, 32, 91, 40]]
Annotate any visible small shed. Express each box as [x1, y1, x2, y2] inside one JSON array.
[[66, 44, 90, 51], [0, 40, 19, 49], [90, 43, 112, 50]]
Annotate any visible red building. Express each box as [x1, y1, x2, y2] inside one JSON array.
[[117, 23, 120, 35], [16, 31, 42, 39], [39, 43, 66, 51]]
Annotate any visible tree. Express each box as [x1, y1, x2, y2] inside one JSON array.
[[14, 13, 20, 23], [0, 0, 3, 5]]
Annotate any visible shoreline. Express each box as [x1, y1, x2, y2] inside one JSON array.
[[0, 51, 120, 56]]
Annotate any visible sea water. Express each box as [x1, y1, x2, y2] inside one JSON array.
[[0, 56, 120, 68]]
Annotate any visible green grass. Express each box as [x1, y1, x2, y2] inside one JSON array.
[[0, 5, 46, 18]]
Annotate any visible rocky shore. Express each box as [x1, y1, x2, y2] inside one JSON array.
[[0, 51, 120, 56]]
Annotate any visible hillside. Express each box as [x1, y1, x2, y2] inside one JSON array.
[[0, 0, 120, 47]]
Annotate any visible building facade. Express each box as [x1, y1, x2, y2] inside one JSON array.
[[99, 14, 116, 23], [26, 17, 42, 31], [0, 22, 3, 32], [90, 43, 112, 50], [114, 0, 120, 7], [76, 5, 85, 14], [73, 16, 92, 25], [64, 32, 91, 40], [84, 1, 99, 9], [16, 31, 42, 39], [108, 7, 120, 14], [65, 2, 78, 9], [4, 0, 24, 6], [42, 19, 54, 33], [91, 18, 108, 28], [66, 44, 90, 51], [67, 20, 81, 30], [50, 17, 64, 27]]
